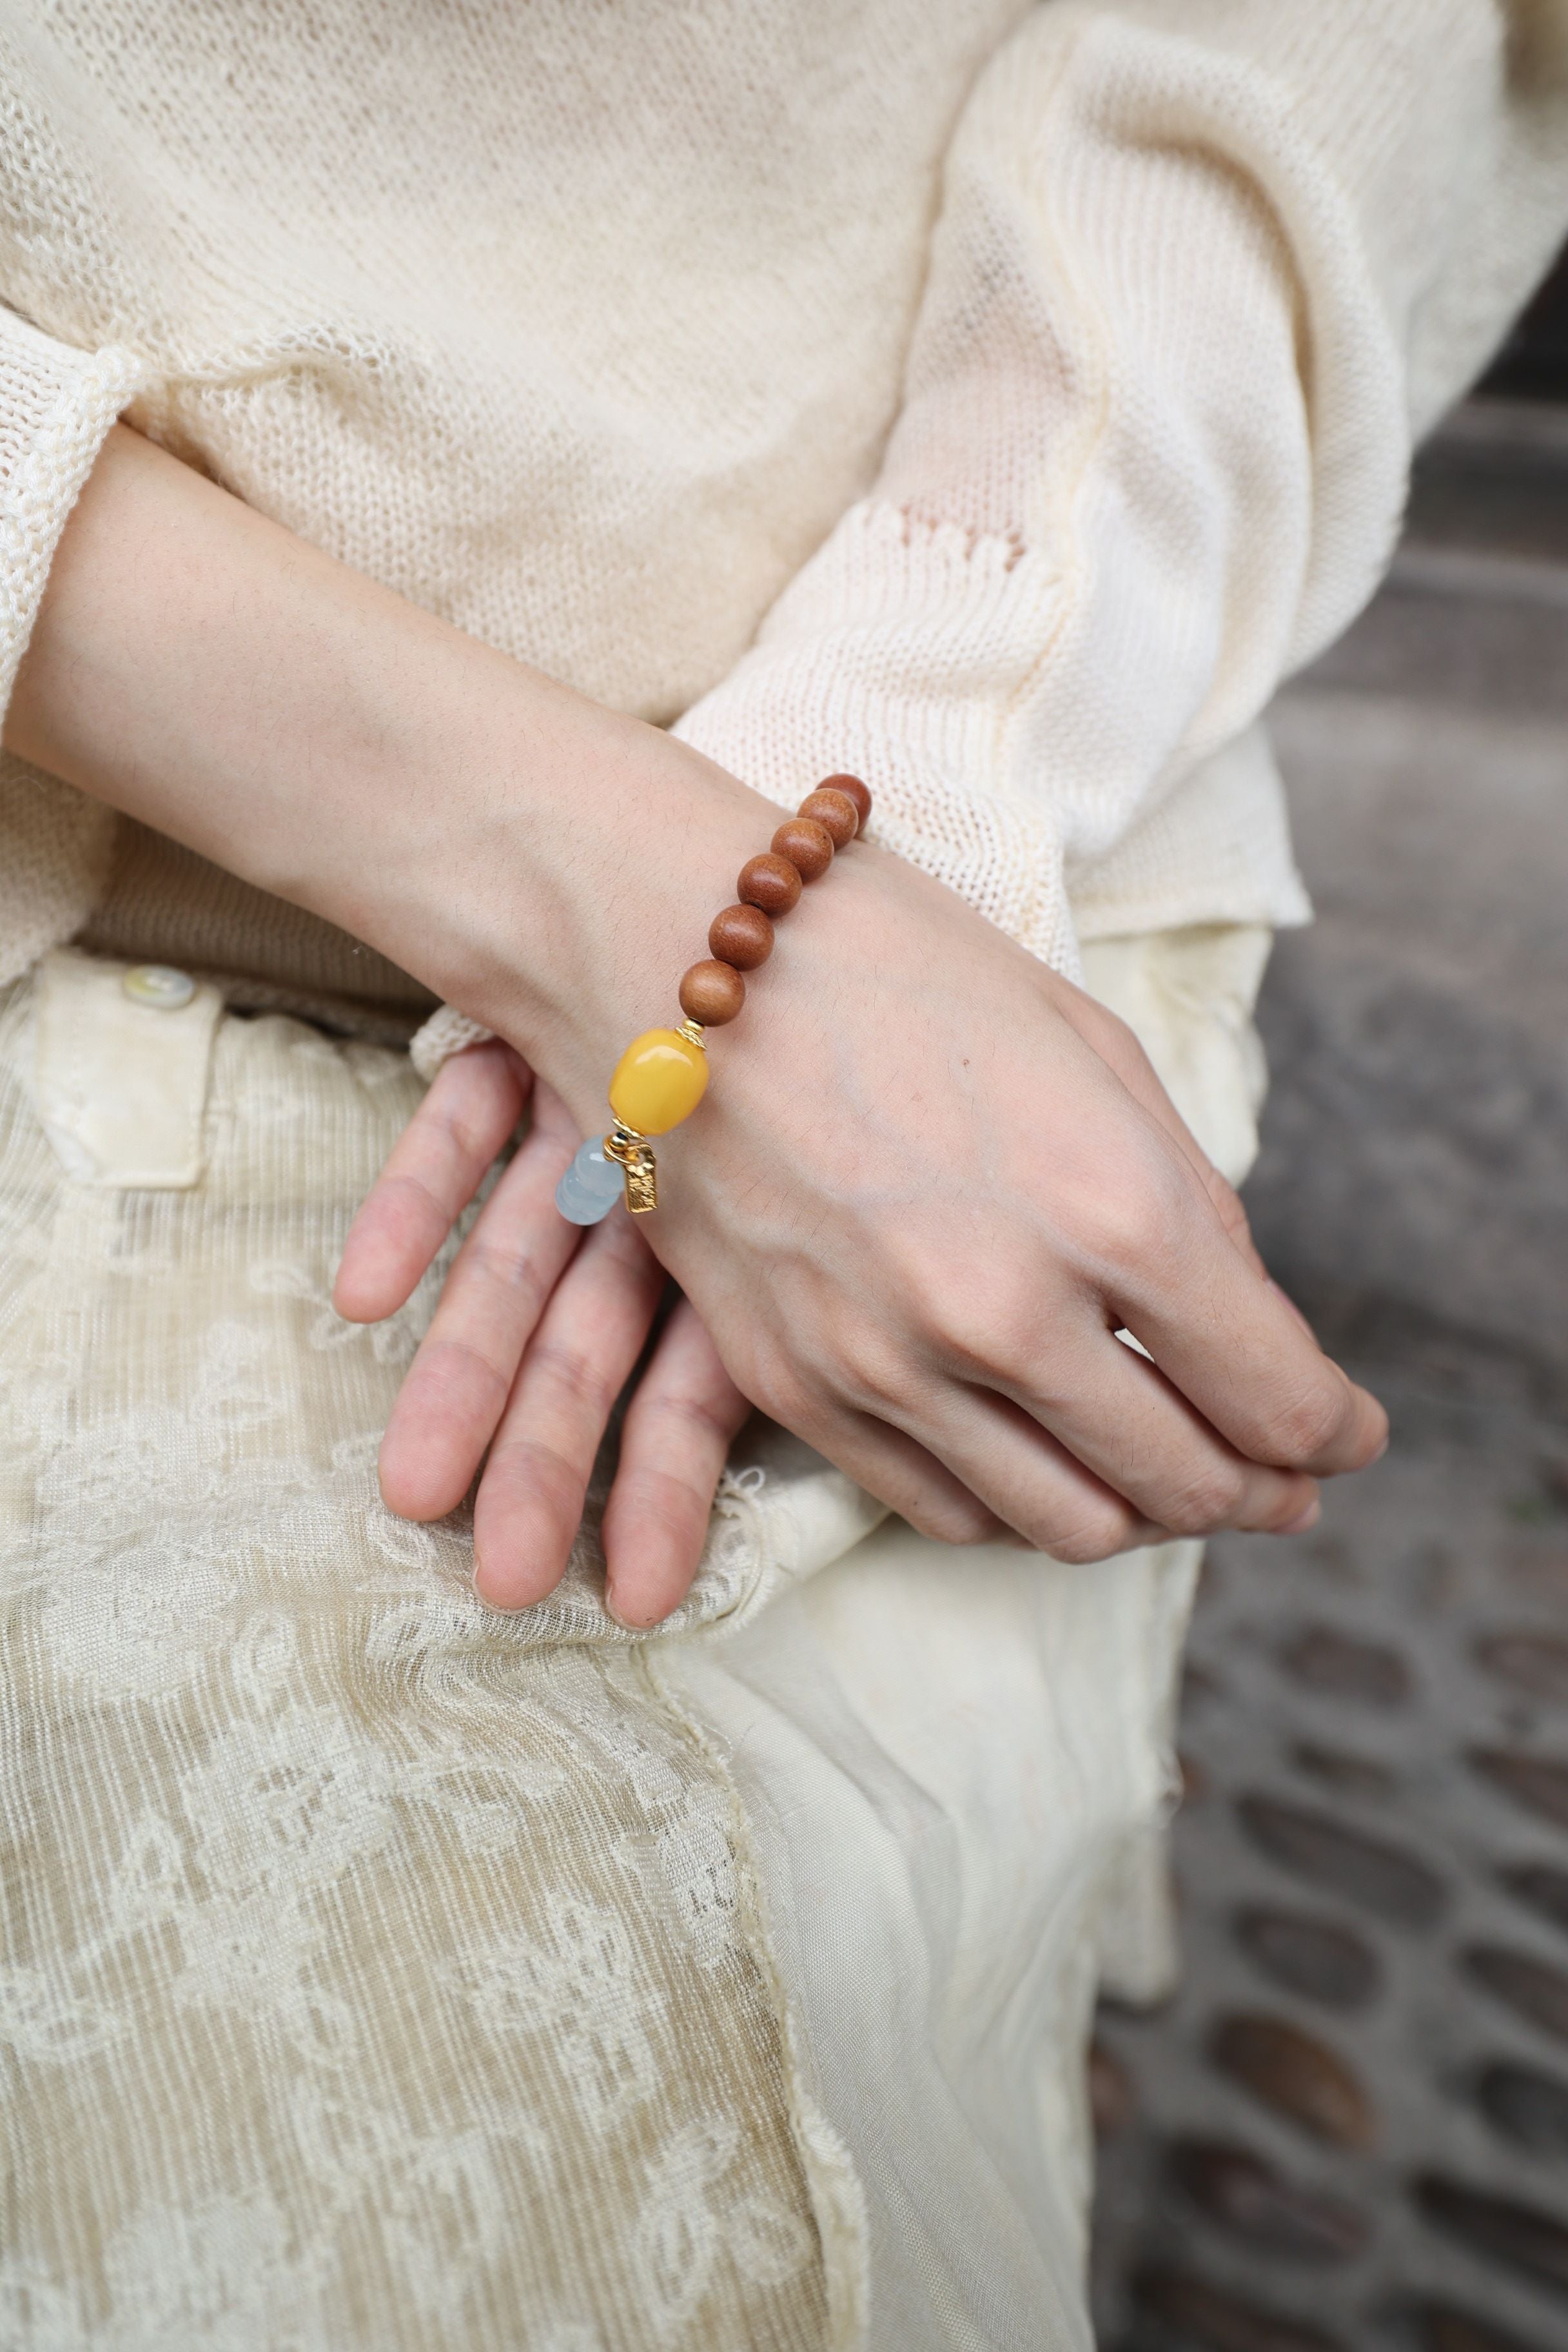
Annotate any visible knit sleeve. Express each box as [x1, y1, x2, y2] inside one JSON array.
[[0, 307, 146, 988], [0, 304, 144, 720], [672, 0, 1568, 977]]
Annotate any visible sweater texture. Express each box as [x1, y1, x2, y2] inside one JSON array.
[[1, 0, 1566, 1008]]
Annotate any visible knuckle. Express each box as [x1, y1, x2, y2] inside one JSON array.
[[834, 1329, 916, 1418], [463, 1233, 548, 1311], [919, 1275, 1015, 1376], [1038, 1503, 1135, 1566], [387, 1167, 452, 1237], [609, 1465, 702, 1545], [639, 1384, 739, 1449], [740, 1355, 816, 1438], [906, 1493, 997, 1547], [443, 1108, 491, 1164], [437, 1092, 502, 1166], [1076, 1161, 1189, 1282], [484, 1432, 580, 1520], [1268, 1380, 1349, 1467], [1161, 1465, 1245, 1535], [408, 1332, 509, 1415], [527, 1338, 616, 1417]]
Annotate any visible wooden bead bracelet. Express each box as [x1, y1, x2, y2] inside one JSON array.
[[555, 774, 872, 1224]]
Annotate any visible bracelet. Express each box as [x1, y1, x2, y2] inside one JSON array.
[[555, 773, 872, 1224]]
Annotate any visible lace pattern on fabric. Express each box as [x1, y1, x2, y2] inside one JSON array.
[[0, 977, 832, 2352]]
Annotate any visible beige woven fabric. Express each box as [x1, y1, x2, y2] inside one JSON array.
[[0, 970, 835, 2352]]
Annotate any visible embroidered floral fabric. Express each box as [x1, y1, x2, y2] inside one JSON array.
[[0, 982, 830, 2352], [0, 926, 1272, 2350]]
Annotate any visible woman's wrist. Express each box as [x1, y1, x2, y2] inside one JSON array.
[[375, 698, 793, 1126], [5, 424, 779, 1120]]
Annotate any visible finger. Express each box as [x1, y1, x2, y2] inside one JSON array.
[[335, 1040, 531, 1321], [866, 1378, 1169, 1562], [378, 1081, 582, 1519], [1050, 979, 1268, 1279], [1269, 1277, 1320, 1339], [473, 1215, 667, 1611], [999, 1323, 1322, 1539], [770, 1395, 1014, 1551], [1098, 1165, 1388, 1480], [602, 1298, 750, 1628], [1039, 1004, 1384, 1470]]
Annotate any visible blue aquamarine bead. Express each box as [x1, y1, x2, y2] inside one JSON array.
[[555, 1136, 623, 1225]]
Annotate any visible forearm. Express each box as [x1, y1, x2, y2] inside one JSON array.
[[5, 425, 770, 1112]]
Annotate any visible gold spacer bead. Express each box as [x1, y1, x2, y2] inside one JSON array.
[[676, 1018, 707, 1050]]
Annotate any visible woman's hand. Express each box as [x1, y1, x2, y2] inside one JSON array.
[[10, 425, 1386, 1581], [333, 1040, 748, 1626], [581, 800, 1387, 1564]]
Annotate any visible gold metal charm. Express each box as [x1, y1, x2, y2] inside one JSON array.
[[621, 1148, 658, 1215], [604, 1122, 658, 1215]]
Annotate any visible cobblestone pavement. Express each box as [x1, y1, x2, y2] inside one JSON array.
[[1090, 402, 1568, 2352], [1093, 1344, 1568, 2352]]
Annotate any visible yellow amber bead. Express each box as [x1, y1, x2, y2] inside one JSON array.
[[608, 1028, 709, 1135]]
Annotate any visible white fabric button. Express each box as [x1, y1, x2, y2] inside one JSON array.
[[121, 963, 197, 1011]]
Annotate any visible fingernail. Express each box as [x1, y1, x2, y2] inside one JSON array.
[[473, 1584, 529, 1615], [1275, 1498, 1321, 1536], [471, 1562, 536, 1616]]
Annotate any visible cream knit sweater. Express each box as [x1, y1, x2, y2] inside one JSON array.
[[1, 0, 1566, 1010]]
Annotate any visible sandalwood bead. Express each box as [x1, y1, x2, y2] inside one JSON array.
[[819, 772, 872, 832], [771, 816, 835, 882], [679, 958, 745, 1026], [738, 852, 802, 916], [797, 787, 859, 849], [709, 903, 774, 969]]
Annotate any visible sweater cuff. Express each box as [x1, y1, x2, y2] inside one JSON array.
[[671, 504, 1081, 981], [0, 306, 147, 721], [409, 1003, 494, 1081]]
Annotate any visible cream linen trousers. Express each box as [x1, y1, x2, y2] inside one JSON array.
[[0, 925, 1269, 2352]]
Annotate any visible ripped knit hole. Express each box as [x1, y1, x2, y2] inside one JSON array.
[[889, 501, 1030, 571]]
